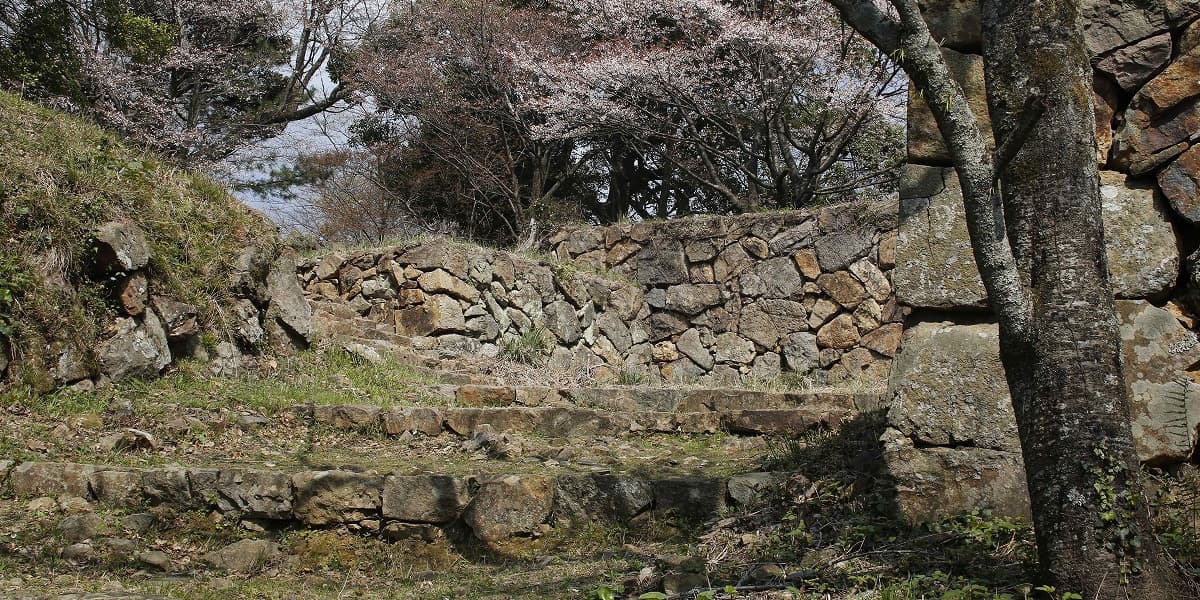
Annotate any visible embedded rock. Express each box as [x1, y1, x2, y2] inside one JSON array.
[[463, 475, 554, 544], [100, 312, 171, 381], [1095, 32, 1173, 92], [553, 475, 654, 523], [265, 250, 313, 343], [214, 469, 293, 520], [94, 221, 151, 272], [1100, 171, 1179, 299], [291, 470, 382, 526], [382, 475, 472, 524], [1159, 144, 1200, 222], [202, 539, 280, 574], [907, 49, 992, 164]]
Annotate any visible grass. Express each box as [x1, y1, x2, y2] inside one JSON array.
[[0, 345, 448, 418], [0, 89, 273, 392]]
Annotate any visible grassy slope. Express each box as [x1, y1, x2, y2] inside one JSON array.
[[0, 90, 273, 389]]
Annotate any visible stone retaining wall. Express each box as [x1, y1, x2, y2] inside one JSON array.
[[1, 460, 776, 550], [300, 200, 901, 386], [886, 0, 1200, 519]]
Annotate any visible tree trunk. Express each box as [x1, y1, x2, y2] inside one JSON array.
[[981, 2, 1183, 596]]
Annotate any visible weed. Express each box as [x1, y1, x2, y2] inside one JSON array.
[[499, 326, 552, 366]]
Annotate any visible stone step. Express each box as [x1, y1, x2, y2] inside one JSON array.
[[311, 402, 853, 437], [391, 381, 881, 411], [1, 460, 784, 550]]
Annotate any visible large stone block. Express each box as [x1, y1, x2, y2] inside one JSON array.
[[897, 166, 1180, 308], [463, 475, 554, 544], [1159, 144, 1200, 222], [917, 0, 982, 50], [1114, 21, 1200, 174], [9, 462, 95, 498], [887, 322, 1018, 452], [382, 475, 472, 524], [292, 470, 382, 526], [907, 48, 993, 165], [553, 475, 654, 523], [885, 301, 1200, 517], [894, 165, 987, 309], [1082, 0, 1171, 57], [214, 469, 294, 520]]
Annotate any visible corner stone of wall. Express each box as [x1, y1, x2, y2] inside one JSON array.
[[888, 0, 1200, 519]]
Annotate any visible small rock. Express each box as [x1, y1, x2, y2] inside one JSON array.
[[61, 543, 94, 561], [137, 550, 172, 571], [202, 539, 281, 573]]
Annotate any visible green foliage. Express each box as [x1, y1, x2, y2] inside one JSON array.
[[0, 91, 270, 388], [499, 326, 553, 366]]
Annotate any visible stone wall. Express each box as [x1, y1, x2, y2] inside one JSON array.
[[300, 200, 900, 386], [886, 0, 1200, 519]]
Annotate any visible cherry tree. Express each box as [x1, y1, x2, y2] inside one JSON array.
[[514, 0, 905, 214]]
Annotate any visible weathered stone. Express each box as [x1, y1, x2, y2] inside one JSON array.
[[814, 229, 874, 273], [381, 475, 472, 524], [1096, 32, 1173, 92], [596, 312, 632, 353], [907, 49, 992, 164], [1115, 38, 1200, 174], [759, 299, 808, 333], [395, 295, 465, 336], [1159, 144, 1200, 222], [90, 469, 143, 508], [1117, 300, 1200, 465], [1099, 171, 1178, 299], [917, 0, 982, 50], [417, 269, 479, 302], [543, 300, 582, 344], [663, 356, 707, 382], [815, 314, 859, 350], [752, 258, 804, 299], [740, 236, 770, 259], [58, 513, 109, 542], [713, 243, 753, 282], [664, 284, 723, 315], [652, 478, 726, 520], [94, 221, 151, 272], [652, 341, 681, 363], [214, 470, 293, 520], [380, 407, 443, 437], [807, 299, 839, 329], [648, 312, 690, 342], [898, 167, 1175, 306], [141, 467, 191, 505], [713, 332, 756, 364], [463, 475, 554, 544], [1082, 0, 1171, 57], [749, 352, 782, 380], [401, 238, 468, 277], [768, 221, 815, 254], [884, 431, 1031, 520], [849, 259, 891, 303], [860, 323, 903, 358], [202, 539, 280, 573], [232, 299, 264, 345], [738, 303, 781, 350], [792, 249, 822, 280], [10, 462, 94, 498], [781, 332, 820, 373], [727, 472, 787, 507], [888, 322, 1017, 451], [313, 253, 345, 280], [895, 165, 988, 309], [292, 471, 382, 525], [852, 298, 883, 331], [676, 329, 714, 370], [817, 272, 868, 309], [636, 239, 688, 286], [150, 296, 199, 341], [360, 277, 395, 300], [100, 313, 171, 381], [265, 250, 313, 344], [117, 272, 148, 316], [554, 475, 653, 523]]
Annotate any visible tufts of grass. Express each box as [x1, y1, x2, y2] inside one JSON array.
[[499, 327, 553, 366], [0, 90, 273, 391]]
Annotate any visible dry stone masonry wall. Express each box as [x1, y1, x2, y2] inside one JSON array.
[[888, 0, 1200, 519], [300, 201, 902, 387]]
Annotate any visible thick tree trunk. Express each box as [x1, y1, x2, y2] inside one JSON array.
[[826, 0, 1190, 596], [981, 2, 1182, 597]]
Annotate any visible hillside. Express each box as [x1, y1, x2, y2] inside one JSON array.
[[0, 90, 279, 393]]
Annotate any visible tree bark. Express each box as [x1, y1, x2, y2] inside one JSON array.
[[825, 0, 1190, 596], [981, 2, 1183, 597]]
